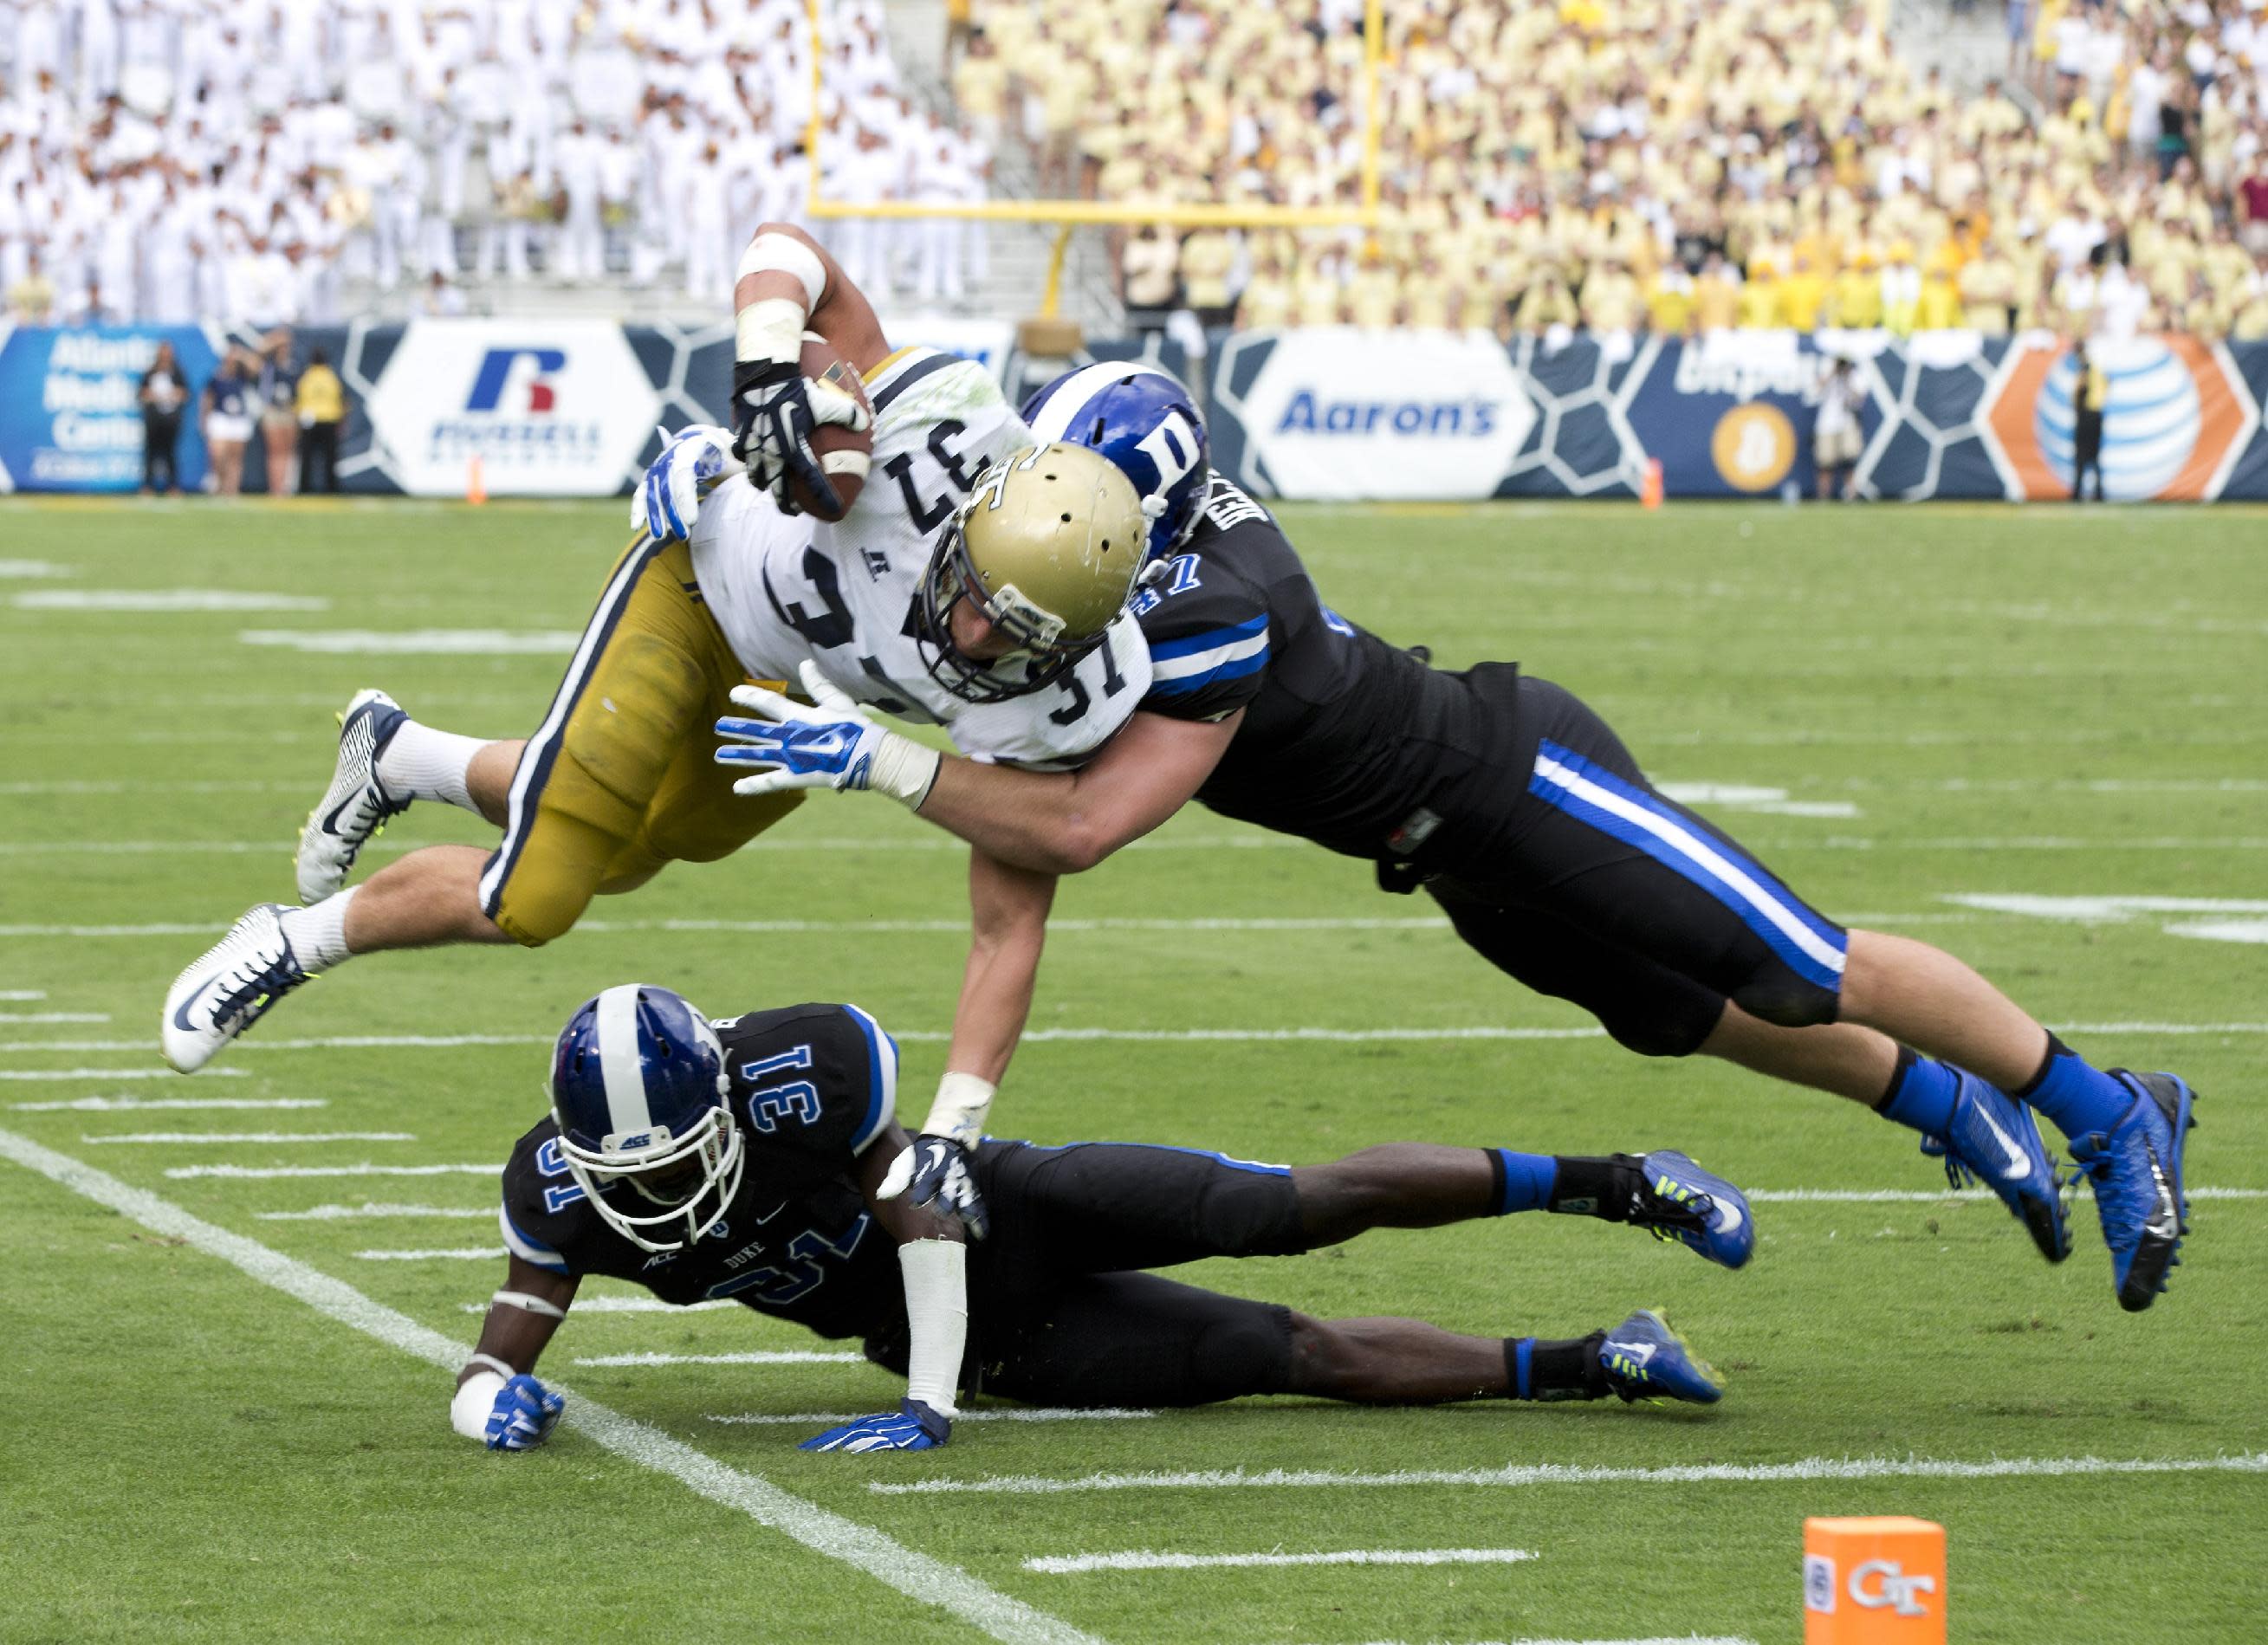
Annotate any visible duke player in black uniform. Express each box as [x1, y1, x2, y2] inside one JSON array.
[[713, 365, 2198, 1317], [452, 983, 1736, 1451]]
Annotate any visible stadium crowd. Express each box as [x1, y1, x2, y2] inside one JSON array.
[[0, 0, 991, 327], [957, 0, 2268, 342]]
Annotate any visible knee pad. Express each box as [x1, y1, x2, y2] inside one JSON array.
[[1181, 1305, 1296, 1403], [1592, 994, 1722, 1059], [1730, 971, 1842, 1030]]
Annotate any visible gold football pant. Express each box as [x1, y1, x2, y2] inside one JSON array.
[[478, 534, 800, 946]]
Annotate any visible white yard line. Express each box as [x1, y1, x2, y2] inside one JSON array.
[[574, 1351, 867, 1367], [1026, 1549, 1538, 1575], [261, 1203, 490, 1221], [13, 1097, 326, 1112], [0, 990, 47, 1000], [463, 1295, 735, 1312], [81, 1130, 414, 1145], [0, 1066, 247, 1080], [0, 1126, 1100, 1645], [12, 1019, 2268, 1060], [1752, 1187, 2266, 1203], [710, 1409, 1156, 1426], [872, 1452, 2268, 1498], [165, 1163, 492, 1179], [353, 1247, 506, 1261], [1325, 1636, 1755, 1645], [0, 1012, 107, 1024]]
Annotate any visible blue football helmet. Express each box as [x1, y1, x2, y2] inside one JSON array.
[[1020, 362, 1209, 561], [548, 983, 740, 1253]]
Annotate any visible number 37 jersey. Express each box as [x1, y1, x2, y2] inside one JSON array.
[[692, 347, 1153, 769]]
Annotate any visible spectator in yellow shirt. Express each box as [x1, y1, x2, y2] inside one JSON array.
[[1693, 253, 1743, 332], [294, 349, 348, 495], [1737, 257, 1782, 327], [1831, 249, 1885, 327], [1914, 268, 1963, 331], [1777, 252, 1829, 331], [1645, 263, 1697, 334]]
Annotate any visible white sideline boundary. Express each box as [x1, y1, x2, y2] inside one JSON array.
[[263, 1204, 492, 1221], [9, 1020, 2268, 1059], [711, 1409, 1157, 1427], [1027, 1548, 1538, 1575], [354, 1247, 505, 1261], [81, 1130, 414, 1145], [14, 1097, 326, 1112], [1328, 1637, 1755, 1645], [0, 1066, 247, 1080], [574, 1350, 866, 1367], [166, 1163, 494, 1179], [870, 1452, 2268, 1498], [0, 1126, 1101, 1645], [463, 1294, 735, 1311]]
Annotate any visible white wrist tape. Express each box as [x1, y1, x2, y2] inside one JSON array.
[[898, 1238, 967, 1417], [492, 1289, 567, 1320], [870, 735, 942, 809], [735, 296, 808, 367], [451, 1370, 507, 1441], [921, 1070, 995, 1147], [736, 229, 827, 308]]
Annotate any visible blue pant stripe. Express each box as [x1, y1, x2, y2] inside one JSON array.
[[1528, 740, 1845, 992]]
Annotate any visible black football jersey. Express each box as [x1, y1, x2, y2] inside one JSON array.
[[497, 1002, 904, 1339], [1133, 474, 1521, 864]]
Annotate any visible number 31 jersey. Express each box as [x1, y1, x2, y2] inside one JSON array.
[[692, 346, 1153, 769]]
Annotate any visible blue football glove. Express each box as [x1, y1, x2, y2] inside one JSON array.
[[877, 1134, 989, 1240], [799, 1397, 951, 1453], [483, 1373, 565, 1451], [632, 424, 739, 542], [715, 663, 939, 805]]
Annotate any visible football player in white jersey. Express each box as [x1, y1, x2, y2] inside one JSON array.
[[159, 227, 1151, 1216]]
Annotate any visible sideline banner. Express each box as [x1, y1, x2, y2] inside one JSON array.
[[9, 322, 2266, 502], [0, 325, 218, 492]]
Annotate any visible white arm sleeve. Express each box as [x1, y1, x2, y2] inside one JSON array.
[[898, 1238, 968, 1417]]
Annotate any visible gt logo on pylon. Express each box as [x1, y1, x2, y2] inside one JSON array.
[[1850, 1558, 1936, 1617]]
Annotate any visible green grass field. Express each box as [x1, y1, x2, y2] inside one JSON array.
[[2, 495, 2263, 1645]]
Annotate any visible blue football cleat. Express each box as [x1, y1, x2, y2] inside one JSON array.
[[2069, 1071, 2196, 1312], [1630, 1150, 1754, 1270], [1920, 1069, 2071, 1263], [1597, 1310, 1724, 1405]]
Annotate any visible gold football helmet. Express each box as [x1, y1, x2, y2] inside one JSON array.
[[920, 442, 1149, 702]]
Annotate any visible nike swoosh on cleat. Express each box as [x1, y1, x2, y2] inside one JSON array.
[[171, 986, 212, 1033], [1974, 1104, 2032, 1178], [1711, 1198, 1744, 1235]]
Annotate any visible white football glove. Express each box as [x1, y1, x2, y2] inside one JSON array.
[[713, 661, 941, 807], [633, 424, 742, 542]]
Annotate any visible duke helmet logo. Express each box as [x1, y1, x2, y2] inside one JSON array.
[[465, 347, 567, 414]]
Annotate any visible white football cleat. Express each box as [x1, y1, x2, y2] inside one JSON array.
[[297, 688, 411, 904], [161, 903, 312, 1072]]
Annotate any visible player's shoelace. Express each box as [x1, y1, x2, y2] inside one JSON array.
[[1626, 1175, 1713, 1246], [199, 942, 303, 1035]]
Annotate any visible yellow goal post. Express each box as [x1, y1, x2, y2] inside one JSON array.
[[800, 0, 1387, 317]]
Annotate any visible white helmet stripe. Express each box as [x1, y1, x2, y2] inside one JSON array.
[[1024, 361, 1175, 444], [594, 983, 654, 1136]]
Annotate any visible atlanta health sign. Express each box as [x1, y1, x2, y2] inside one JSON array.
[[363, 319, 661, 496]]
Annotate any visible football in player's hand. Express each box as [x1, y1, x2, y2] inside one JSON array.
[[791, 334, 874, 521]]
